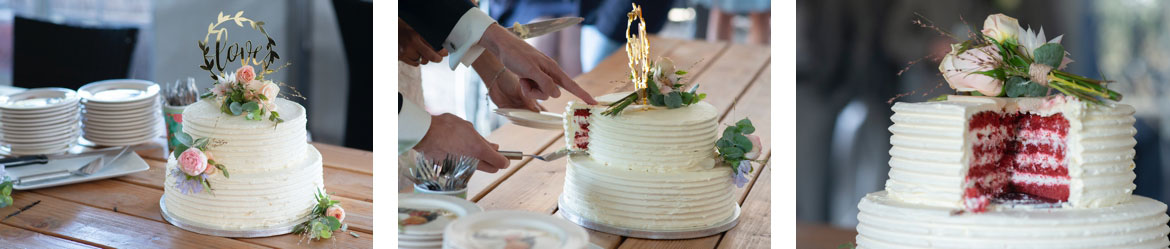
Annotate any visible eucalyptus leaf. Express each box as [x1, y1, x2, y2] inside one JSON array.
[[721, 146, 744, 158], [680, 92, 694, 104], [650, 92, 665, 106], [1005, 76, 1048, 97], [723, 126, 740, 138], [665, 92, 683, 108], [736, 118, 755, 134], [733, 134, 753, 151], [193, 138, 209, 149], [229, 101, 244, 115], [1033, 43, 1065, 68], [716, 137, 732, 148], [175, 132, 194, 147], [173, 144, 189, 160], [242, 101, 261, 112], [326, 216, 342, 231]]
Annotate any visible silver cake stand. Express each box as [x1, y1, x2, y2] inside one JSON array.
[[557, 195, 741, 239], [159, 195, 309, 237]]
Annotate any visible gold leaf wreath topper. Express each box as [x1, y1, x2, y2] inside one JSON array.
[[198, 11, 281, 81], [626, 4, 650, 105]]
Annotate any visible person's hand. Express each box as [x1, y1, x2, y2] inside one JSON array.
[[478, 24, 597, 105], [399, 18, 447, 66], [413, 113, 509, 173], [488, 69, 545, 112]]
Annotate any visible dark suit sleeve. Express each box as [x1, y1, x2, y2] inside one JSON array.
[[400, 0, 476, 51], [399, 92, 404, 113]]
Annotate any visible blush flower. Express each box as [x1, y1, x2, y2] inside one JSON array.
[[325, 205, 346, 222], [939, 45, 1004, 96], [212, 83, 229, 96], [743, 134, 763, 160], [178, 148, 208, 176], [259, 82, 280, 102], [235, 65, 256, 83], [653, 57, 676, 94], [982, 14, 1020, 43]]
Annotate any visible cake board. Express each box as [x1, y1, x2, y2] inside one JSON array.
[[557, 194, 740, 239], [159, 196, 310, 238]]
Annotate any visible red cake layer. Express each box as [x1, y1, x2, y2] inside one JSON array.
[[572, 109, 591, 149], [963, 111, 1070, 212]]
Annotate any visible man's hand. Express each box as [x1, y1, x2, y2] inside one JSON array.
[[478, 24, 597, 105], [399, 18, 447, 66], [488, 69, 545, 112], [413, 113, 509, 173]]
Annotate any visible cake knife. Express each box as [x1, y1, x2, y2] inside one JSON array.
[[500, 149, 584, 161], [0, 146, 127, 168]]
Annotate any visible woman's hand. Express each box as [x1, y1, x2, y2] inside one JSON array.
[[478, 24, 597, 104], [488, 69, 545, 112], [413, 113, 509, 173], [399, 18, 447, 66]]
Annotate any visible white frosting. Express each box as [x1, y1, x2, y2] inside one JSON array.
[[560, 93, 736, 230], [562, 155, 736, 230], [163, 98, 324, 231], [856, 191, 1170, 249], [885, 96, 1137, 209]]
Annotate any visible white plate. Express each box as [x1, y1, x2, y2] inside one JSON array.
[[494, 108, 563, 130], [2, 126, 77, 143], [397, 238, 443, 248], [81, 95, 158, 110], [83, 111, 159, 124], [78, 79, 160, 104], [5, 143, 73, 156], [0, 88, 79, 111], [4, 131, 79, 147], [82, 102, 160, 116], [0, 99, 77, 115], [399, 193, 483, 237], [84, 125, 160, 140], [84, 128, 161, 146], [82, 107, 159, 120], [443, 210, 590, 249], [8, 149, 151, 190], [0, 105, 79, 121], [83, 117, 159, 135], [1, 116, 79, 132]]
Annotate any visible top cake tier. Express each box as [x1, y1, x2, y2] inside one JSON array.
[[181, 98, 309, 173], [564, 93, 719, 172], [885, 95, 1137, 212]]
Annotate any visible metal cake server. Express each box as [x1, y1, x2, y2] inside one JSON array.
[[507, 17, 583, 39], [500, 148, 585, 161]]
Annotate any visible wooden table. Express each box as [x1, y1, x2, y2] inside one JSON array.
[[1, 142, 374, 248], [796, 223, 858, 249], [400, 36, 771, 248]]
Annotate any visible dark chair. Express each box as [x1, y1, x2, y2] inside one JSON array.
[[13, 16, 138, 90], [332, 0, 372, 151]]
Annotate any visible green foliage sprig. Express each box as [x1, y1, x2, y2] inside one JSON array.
[[294, 189, 345, 241]]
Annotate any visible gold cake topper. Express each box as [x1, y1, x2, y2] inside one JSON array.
[[198, 11, 281, 81], [625, 3, 651, 105]]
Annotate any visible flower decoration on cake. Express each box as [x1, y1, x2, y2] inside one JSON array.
[[932, 13, 1120, 104], [0, 167, 12, 208], [294, 189, 348, 241], [199, 64, 285, 123], [602, 4, 707, 116], [715, 118, 764, 187], [169, 131, 229, 195], [197, 11, 293, 123]]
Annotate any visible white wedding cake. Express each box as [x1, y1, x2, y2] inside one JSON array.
[[559, 93, 738, 231], [163, 98, 325, 231], [856, 95, 1170, 248]]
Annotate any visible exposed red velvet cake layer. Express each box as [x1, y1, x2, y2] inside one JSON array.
[[572, 109, 591, 149], [964, 111, 1070, 212]]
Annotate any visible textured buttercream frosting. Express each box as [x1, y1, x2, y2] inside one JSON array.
[[560, 92, 736, 230], [163, 98, 324, 231], [885, 95, 1136, 210], [856, 191, 1170, 249]]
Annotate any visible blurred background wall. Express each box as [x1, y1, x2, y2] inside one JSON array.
[[0, 0, 368, 149], [798, 0, 1170, 228]]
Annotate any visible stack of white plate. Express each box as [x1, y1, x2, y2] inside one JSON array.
[[443, 210, 590, 249], [493, 108, 563, 130], [79, 79, 162, 146], [0, 88, 82, 155], [399, 193, 483, 249]]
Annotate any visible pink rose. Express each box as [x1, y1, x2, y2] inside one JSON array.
[[202, 164, 218, 175], [939, 45, 1003, 96], [743, 134, 763, 160], [325, 205, 345, 222], [235, 65, 256, 83], [178, 148, 208, 176], [259, 82, 280, 101]]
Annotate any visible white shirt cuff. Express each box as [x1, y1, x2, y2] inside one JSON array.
[[445, 8, 495, 70], [398, 98, 432, 155]]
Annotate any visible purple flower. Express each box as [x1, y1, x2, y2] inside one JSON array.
[[733, 160, 752, 188], [171, 168, 207, 195]]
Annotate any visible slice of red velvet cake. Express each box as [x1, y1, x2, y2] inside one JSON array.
[[886, 95, 1136, 212]]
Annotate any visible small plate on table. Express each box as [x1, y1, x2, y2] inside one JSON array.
[[6, 147, 149, 190], [493, 108, 564, 130], [78, 79, 160, 104]]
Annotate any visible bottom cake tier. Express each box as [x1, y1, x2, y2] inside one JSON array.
[[163, 146, 325, 232], [561, 155, 737, 231], [857, 191, 1170, 249]]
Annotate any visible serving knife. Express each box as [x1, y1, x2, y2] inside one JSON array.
[[500, 148, 585, 161], [507, 17, 583, 39], [0, 146, 127, 168]]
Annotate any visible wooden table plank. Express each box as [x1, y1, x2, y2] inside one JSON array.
[[0, 223, 100, 249], [26, 178, 374, 248], [797, 223, 858, 249], [1, 192, 268, 248], [466, 124, 561, 201], [314, 143, 374, 175], [239, 231, 374, 249], [717, 163, 771, 249]]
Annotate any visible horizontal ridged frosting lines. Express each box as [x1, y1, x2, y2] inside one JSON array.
[[565, 101, 720, 171], [181, 99, 308, 174], [562, 156, 736, 230], [1066, 103, 1138, 208], [164, 146, 324, 231], [856, 191, 1170, 249], [884, 101, 991, 208]]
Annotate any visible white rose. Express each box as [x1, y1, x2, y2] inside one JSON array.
[[939, 44, 1004, 96], [653, 57, 676, 94], [259, 82, 280, 101], [982, 14, 1020, 43]]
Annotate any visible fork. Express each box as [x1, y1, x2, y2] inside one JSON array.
[[15, 157, 103, 185], [500, 149, 584, 161]]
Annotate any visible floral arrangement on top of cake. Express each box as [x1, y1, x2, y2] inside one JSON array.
[[170, 132, 229, 195], [933, 13, 1121, 104], [200, 65, 285, 123], [196, 11, 289, 123], [602, 4, 707, 116]]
